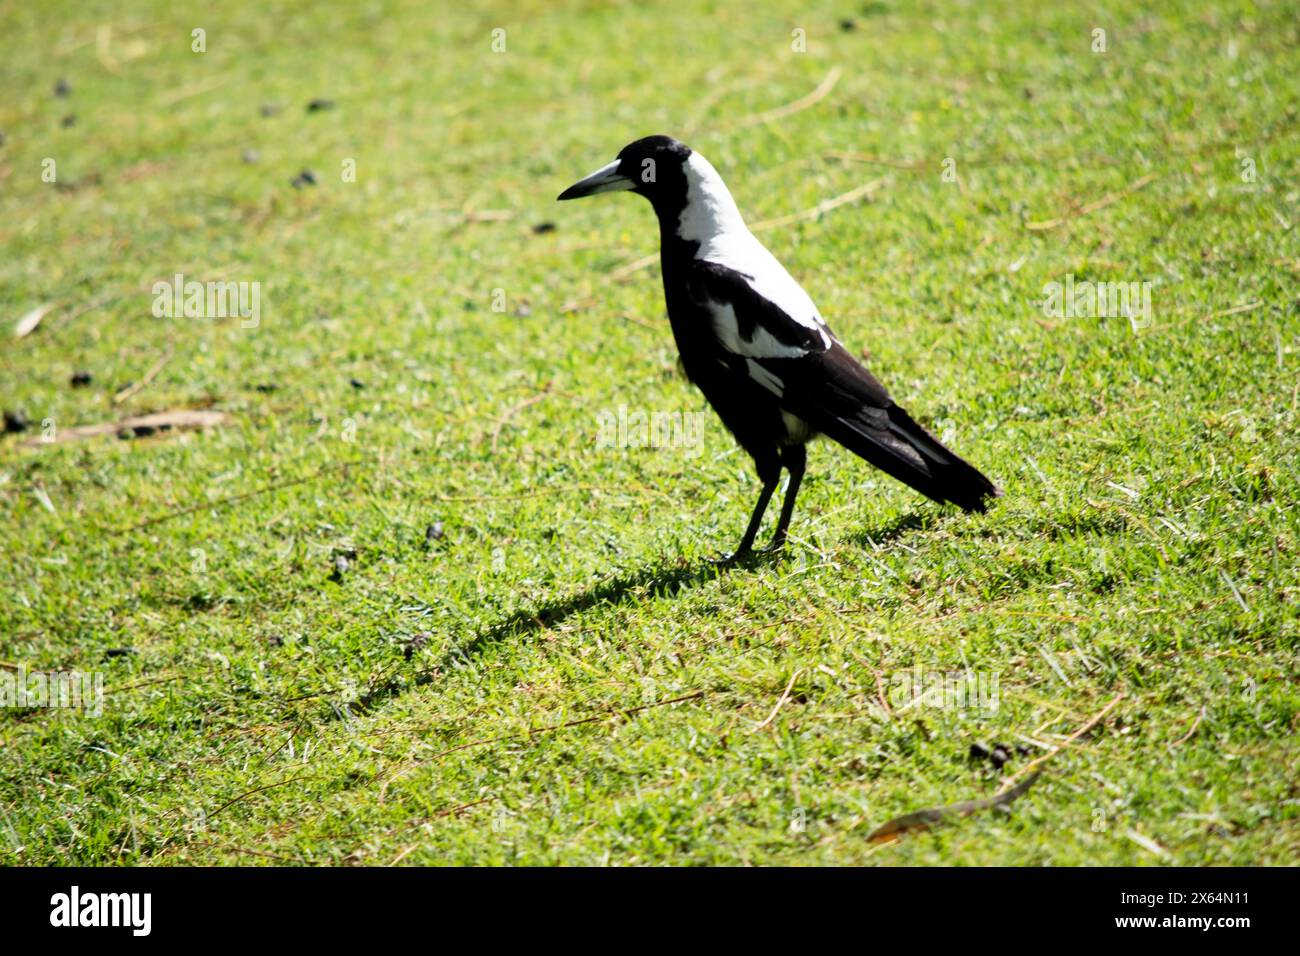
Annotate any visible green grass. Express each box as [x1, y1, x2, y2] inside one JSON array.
[[1, 0, 1297, 866]]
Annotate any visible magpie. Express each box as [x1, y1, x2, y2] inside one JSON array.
[[559, 136, 1000, 556]]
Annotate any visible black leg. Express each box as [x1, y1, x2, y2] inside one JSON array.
[[768, 444, 806, 550], [733, 473, 779, 557]]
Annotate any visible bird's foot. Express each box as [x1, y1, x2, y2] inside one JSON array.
[[710, 541, 785, 565], [709, 549, 748, 566], [753, 533, 788, 556]]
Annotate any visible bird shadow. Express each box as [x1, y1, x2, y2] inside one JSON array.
[[432, 509, 935, 671], [840, 510, 935, 550], [437, 549, 780, 668], [348, 511, 932, 716], [348, 548, 779, 715]]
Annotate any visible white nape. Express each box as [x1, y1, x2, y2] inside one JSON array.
[[680, 152, 832, 349]]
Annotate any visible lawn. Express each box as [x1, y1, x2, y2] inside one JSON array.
[[0, 0, 1296, 865]]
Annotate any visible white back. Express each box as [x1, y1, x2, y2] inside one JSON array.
[[677, 153, 831, 350]]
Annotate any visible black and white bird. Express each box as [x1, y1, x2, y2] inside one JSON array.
[[559, 136, 1000, 556]]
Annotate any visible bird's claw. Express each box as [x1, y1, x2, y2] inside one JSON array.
[[710, 541, 785, 566], [709, 550, 746, 566]]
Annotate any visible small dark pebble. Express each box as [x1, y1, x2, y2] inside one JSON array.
[[402, 631, 431, 661], [349, 377, 365, 389], [103, 647, 136, 659], [3, 409, 29, 433], [187, 591, 217, 611], [330, 554, 351, 581], [242, 149, 260, 164], [306, 98, 335, 112], [971, 740, 1019, 768], [290, 169, 318, 188], [259, 103, 282, 117], [531, 222, 557, 234], [54, 78, 72, 97], [117, 422, 164, 440], [425, 521, 444, 543], [61, 114, 76, 128], [513, 304, 532, 317], [70, 370, 93, 387]]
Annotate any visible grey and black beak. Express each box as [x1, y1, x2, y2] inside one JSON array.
[[557, 159, 635, 201]]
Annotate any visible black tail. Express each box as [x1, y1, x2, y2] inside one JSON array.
[[752, 342, 1000, 513], [824, 403, 1001, 513]]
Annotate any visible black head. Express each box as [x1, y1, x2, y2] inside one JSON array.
[[557, 136, 693, 211]]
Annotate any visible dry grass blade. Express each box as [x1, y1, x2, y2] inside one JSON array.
[[489, 385, 552, 452], [115, 463, 341, 535], [376, 690, 707, 799], [14, 303, 56, 338], [733, 66, 843, 130], [1025, 173, 1162, 231], [1000, 692, 1126, 788], [748, 668, 803, 733], [749, 177, 886, 232], [112, 347, 175, 404], [1171, 705, 1206, 746]]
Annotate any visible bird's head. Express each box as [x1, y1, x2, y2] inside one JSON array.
[[557, 135, 692, 208], [558, 136, 746, 242]]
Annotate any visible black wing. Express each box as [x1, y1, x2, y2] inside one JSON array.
[[690, 260, 1001, 512]]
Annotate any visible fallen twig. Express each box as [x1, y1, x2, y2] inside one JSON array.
[[867, 770, 1043, 843], [23, 408, 224, 448]]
